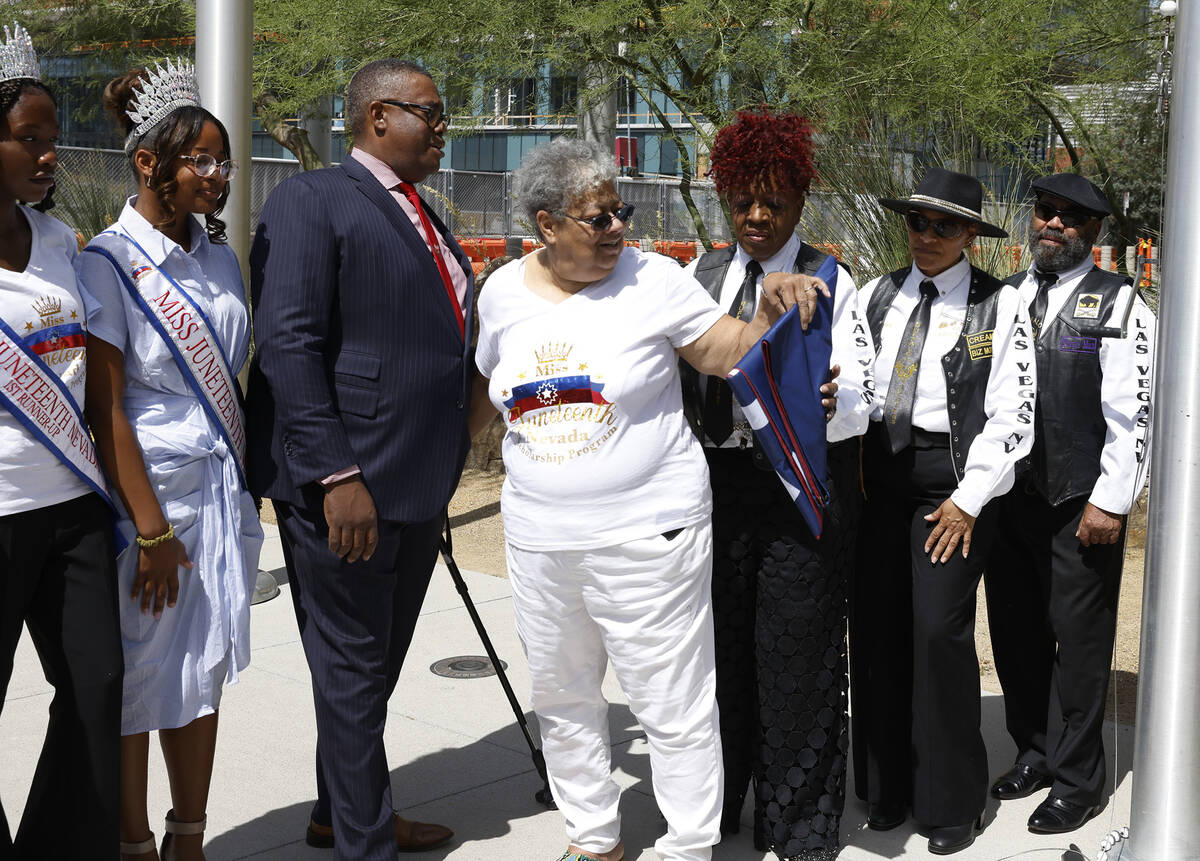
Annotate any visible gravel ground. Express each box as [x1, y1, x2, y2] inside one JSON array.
[[266, 471, 1149, 726]]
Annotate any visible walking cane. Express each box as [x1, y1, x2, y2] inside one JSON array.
[[440, 515, 556, 809]]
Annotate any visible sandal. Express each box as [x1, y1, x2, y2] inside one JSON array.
[[120, 834, 157, 860], [160, 809, 206, 860], [556, 842, 624, 861]]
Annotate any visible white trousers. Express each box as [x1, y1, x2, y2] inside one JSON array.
[[507, 522, 723, 861]]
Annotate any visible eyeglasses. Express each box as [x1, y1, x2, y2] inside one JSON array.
[[905, 210, 966, 239], [380, 99, 448, 129], [555, 203, 635, 231], [179, 153, 238, 181], [1033, 200, 1097, 228]]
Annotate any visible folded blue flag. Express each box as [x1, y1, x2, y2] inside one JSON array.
[[725, 254, 837, 538]]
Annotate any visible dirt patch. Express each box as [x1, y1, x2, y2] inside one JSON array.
[[446, 470, 508, 577], [976, 492, 1148, 726]]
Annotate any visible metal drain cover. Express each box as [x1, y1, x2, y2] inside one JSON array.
[[430, 655, 507, 679]]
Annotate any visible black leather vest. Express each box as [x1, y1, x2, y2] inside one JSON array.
[[1017, 266, 1130, 504], [866, 265, 1006, 481], [679, 242, 828, 465]]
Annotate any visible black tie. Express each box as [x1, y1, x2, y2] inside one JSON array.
[[703, 260, 763, 444], [883, 279, 938, 455], [1029, 271, 1057, 340]]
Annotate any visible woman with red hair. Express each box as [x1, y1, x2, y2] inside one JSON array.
[[680, 109, 876, 860]]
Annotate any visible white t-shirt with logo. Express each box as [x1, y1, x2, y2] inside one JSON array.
[[476, 247, 726, 550], [0, 207, 91, 516]]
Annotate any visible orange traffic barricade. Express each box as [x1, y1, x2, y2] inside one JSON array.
[[456, 238, 485, 262], [1138, 238, 1154, 288], [668, 241, 697, 263]]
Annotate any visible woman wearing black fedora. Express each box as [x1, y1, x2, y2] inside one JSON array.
[[848, 167, 1036, 854]]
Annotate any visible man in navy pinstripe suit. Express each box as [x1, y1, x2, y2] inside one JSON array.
[[247, 59, 473, 860]]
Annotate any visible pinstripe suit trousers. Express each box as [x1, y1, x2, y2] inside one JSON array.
[[275, 501, 442, 861]]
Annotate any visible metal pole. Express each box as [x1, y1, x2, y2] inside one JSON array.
[[195, 2, 279, 604], [1127, 0, 1200, 858], [195, 0, 252, 282]]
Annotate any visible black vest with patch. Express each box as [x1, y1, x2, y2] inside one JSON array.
[[679, 242, 829, 459], [866, 265, 1004, 481], [1016, 266, 1129, 505]]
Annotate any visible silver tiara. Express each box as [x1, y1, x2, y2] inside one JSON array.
[[0, 22, 40, 84], [124, 59, 202, 152]]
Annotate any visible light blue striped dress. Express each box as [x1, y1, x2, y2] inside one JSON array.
[[77, 200, 262, 735]]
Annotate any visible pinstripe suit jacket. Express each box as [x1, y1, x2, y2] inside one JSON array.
[[246, 157, 475, 523]]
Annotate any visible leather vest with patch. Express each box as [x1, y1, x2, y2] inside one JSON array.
[[679, 242, 828, 467], [1016, 266, 1129, 504], [866, 265, 1004, 481]]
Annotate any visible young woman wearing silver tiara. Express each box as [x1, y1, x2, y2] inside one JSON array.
[[76, 60, 262, 860], [0, 22, 124, 857]]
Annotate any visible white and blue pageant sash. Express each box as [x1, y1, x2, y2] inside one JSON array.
[[82, 230, 247, 488], [0, 316, 114, 508]]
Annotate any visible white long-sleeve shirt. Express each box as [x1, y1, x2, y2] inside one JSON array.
[[684, 233, 876, 446], [863, 256, 1036, 517], [1017, 257, 1155, 515]]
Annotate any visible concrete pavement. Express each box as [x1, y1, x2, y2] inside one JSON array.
[[1, 522, 1136, 860]]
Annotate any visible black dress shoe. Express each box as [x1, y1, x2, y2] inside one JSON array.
[[928, 814, 984, 855], [866, 800, 906, 831], [990, 763, 1053, 800], [1027, 795, 1099, 834]]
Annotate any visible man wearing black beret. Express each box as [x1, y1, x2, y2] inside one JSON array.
[[983, 172, 1155, 833]]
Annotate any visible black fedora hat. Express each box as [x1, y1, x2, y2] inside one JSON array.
[[878, 167, 1008, 238]]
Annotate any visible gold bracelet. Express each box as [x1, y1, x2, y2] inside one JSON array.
[[135, 523, 175, 549]]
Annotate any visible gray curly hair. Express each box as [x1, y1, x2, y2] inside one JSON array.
[[513, 137, 618, 240]]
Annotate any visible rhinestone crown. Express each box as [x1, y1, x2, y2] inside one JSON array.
[[0, 22, 40, 84], [125, 58, 202, 148]]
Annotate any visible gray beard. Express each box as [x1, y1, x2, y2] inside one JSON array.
[[1029, 224, 1093, 273]]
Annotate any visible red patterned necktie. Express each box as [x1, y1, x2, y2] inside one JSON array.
[[397, 181, 465, 337]]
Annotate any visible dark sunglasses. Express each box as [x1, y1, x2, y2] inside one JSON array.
[[1033, 200, 1097, 228], [380, 99, 448, 129], [905, 210, 966, 239], [555, 203, 635, 231]]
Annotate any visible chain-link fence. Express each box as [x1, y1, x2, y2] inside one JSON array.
[[53, 147, 308, 241], [50, 146, 732, 244], [47, 147, 1155, 293], [421, 170, 733, 243], [52, 147, 135, 240]]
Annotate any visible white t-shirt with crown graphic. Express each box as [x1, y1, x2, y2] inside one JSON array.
[[0, 207, 91, 516], [477, 247, 726, 551]]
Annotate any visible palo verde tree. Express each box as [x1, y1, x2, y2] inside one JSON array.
[[14, 0, 1171, 251]]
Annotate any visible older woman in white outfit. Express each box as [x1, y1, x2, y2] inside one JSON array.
[[469, 137, 825, 861], [77, 61, 262, 860]]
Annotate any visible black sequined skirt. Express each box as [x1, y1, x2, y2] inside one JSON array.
[[707, 440, 861, 860]]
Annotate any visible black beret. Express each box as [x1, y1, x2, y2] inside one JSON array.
[[1031, 173, 1111, 216]]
